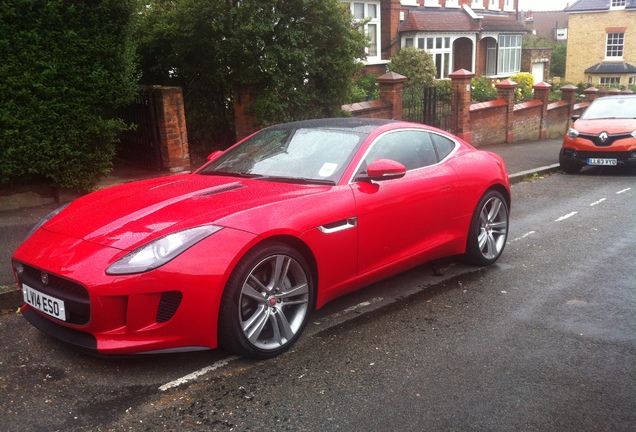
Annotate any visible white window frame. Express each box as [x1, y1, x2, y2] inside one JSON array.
[[424, 0, 441, 7], [599, 76, 621, 87], [445, 0, 460, 8], [489, 0, 500, 11], [472, 0, 485, 9], [503, 0, 514, 11], [498, 34, 522, 75], [350, 1, 381, 64], [606, 32, 624, 60], [414, 35, 453, 79], [611, 0, 626, 9], [555, 28, 567, 40]]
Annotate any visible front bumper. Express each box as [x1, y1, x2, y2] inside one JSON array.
[[12, 227, 259, 355], [559, 148, 636, 168]]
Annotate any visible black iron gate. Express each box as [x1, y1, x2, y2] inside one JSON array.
[[402, 85, 453, 132], [118, 88, 163, 169]]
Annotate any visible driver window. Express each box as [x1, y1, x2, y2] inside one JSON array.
[[363, 130, 438, 171]]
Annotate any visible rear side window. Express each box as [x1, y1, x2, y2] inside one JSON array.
[[363, 130, 438, 171], [430, 133, 456, 161]]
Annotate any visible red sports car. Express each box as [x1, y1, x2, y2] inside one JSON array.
[[12, 118, 510, 359], [560, 94, 636, 173]]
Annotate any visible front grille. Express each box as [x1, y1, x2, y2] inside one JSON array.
[[18, 264, 90, 325], [156, 291, 182, 323], [578, 132, 633, 147]]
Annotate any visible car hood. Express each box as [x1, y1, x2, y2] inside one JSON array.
[[43, 174, 331, 250], [574, 118, 636, 134]]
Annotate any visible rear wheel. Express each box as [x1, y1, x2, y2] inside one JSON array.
[[463, 190, 509, 266], [218, 242, 314, 359]]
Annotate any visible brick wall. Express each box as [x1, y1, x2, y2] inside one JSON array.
[[469, 101, 507, 146]]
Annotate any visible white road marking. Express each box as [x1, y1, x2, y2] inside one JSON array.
[[555, 212, 578, 222], [590, 198, 606, 206], [616, 188, 631, 194], [159, 356, 240, 391], [511, 231, 536, 242]]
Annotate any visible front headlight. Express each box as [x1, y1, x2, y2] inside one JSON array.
[[630, 130, 636, 139], [567, 128, 579, 139], [106, 225, 223, 275], [25, 202, 72, 241]]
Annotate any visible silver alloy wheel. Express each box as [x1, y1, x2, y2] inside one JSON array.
[[238, 254, 309, 351], [477, 196, 508, 260]]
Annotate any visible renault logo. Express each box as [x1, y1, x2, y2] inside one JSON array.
[[599, 132, 609, 143], [41, 272, 49, 286]]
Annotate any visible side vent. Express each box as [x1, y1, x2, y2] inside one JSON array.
[[156, 291, 183, 323]]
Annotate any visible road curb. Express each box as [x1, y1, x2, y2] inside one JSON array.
[[508, 164, 561, 184]]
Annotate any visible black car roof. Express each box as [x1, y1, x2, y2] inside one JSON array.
[[267, 118, 398, 134]]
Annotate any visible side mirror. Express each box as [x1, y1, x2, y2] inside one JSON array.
[[356, 159, 406, 182], [571, 114, 580, 122], [207, 150, 224, 161]]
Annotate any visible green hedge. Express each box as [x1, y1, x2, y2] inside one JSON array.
[[0, 0, 138, 190]]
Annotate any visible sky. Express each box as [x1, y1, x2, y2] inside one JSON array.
[[518, 0, 571, 11]]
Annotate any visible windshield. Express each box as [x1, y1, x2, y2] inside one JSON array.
[[581, 97, 636, 120], [199, 127, 363, 184]]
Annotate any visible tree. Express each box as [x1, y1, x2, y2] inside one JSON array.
[[135, 0, 367, 152], [388, 47, 436, 87], [0, 0, 138, 190]]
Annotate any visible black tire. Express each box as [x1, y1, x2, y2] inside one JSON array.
[[218, 241, 314, 359], [463, 190, 509, 266], [560, 163, 582, 174]]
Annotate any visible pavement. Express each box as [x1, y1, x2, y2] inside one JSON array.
[[0, 138, 563, 310]]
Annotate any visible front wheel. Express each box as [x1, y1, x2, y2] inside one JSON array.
[[218, 242, 314, 359], [463, 190, 509, 266]]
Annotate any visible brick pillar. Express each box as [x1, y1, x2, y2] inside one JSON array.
[[376, 71, 408, 120], [496, 79, 518, 143], [560, 84, 578, 129], [584, 87, 599, 102], [151, 86, 191, 173], [234, 85, 259, 142], [533, 81, 552, 140], [449, 69, 474, 143]]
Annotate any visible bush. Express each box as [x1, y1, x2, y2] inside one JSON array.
[[0, 0, 138, 190], [471, 77, 497, 102], [510, 73, 534, 102], [388, 47, 436, 87]]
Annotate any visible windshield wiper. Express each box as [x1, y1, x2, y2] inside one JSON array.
[[257, 176, 336, 185], [200, 170, 262, 179]]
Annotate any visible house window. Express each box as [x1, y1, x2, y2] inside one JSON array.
[[503, 0, 514, 10], [405, 38, 414, 48], [629, 76, 635, 86], [489, 0, 500, 10], [351, 2, 381, 60], [472, 0, 484, 9], [485, 38, 497, 76], [555, 28, 567, 40], [606, 32, 624, 59], [611, 0, 626, 8], [419, 36, 452, 78], [498, 35, 522, 75], [600, 77, 621, 87]]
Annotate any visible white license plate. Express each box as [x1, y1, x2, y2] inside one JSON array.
[[588, 158, 617, 166], [22, 284, 67, 321]]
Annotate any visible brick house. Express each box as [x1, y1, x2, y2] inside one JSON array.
[[565, 0, 636, 87], [343, 0, 527, 79]]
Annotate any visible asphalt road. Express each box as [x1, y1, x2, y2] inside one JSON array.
[[0, 169, 634, 431]]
